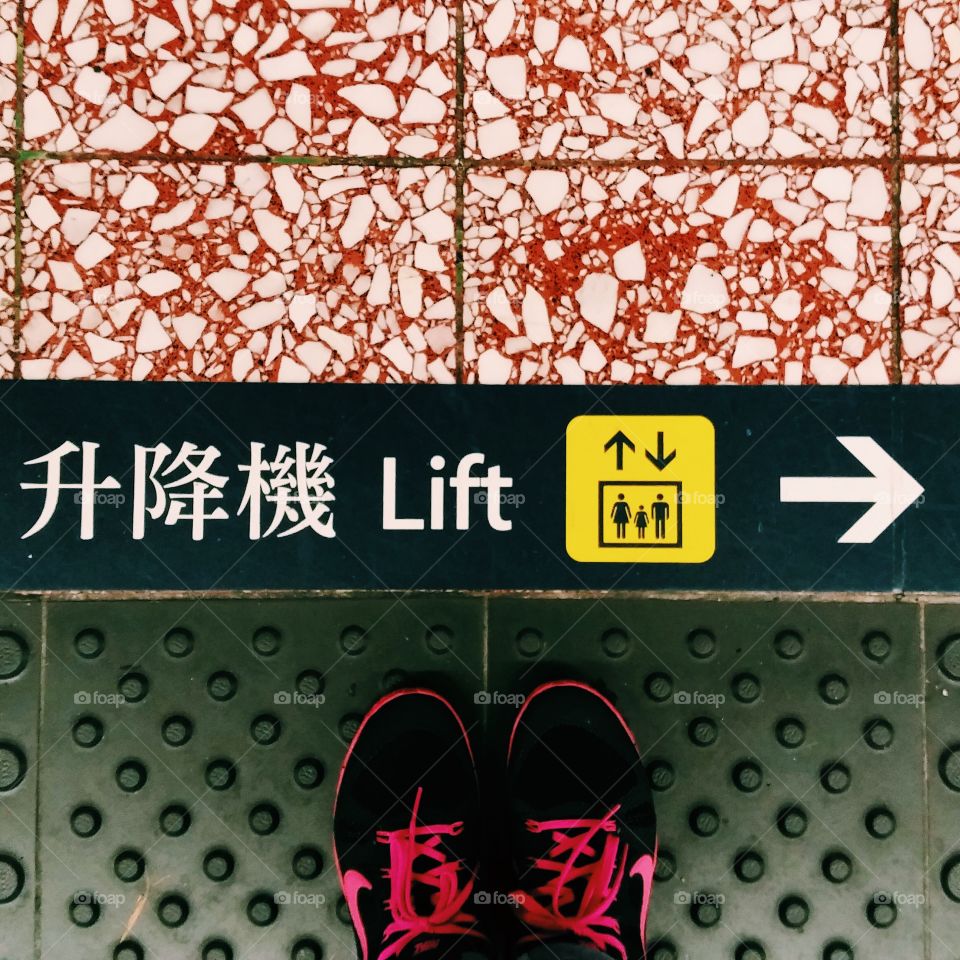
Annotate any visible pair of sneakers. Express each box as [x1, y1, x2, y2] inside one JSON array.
[[333, 681, 658, 960]]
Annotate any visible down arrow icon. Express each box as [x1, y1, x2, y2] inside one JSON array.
[[779, 436, 925, 544]]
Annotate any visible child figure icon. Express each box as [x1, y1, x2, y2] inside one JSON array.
[[634, 505, 649, 539]]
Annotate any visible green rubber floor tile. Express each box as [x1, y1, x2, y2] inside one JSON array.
[[0, 600, 42, 960], [922, 605, 960, 960], [39, 598, 484, 960], [486, 599, 924, 960]]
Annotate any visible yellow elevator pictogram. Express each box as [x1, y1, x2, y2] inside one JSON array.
[[565, 416, 716, 563]]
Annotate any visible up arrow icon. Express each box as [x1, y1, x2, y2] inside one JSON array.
[[603, 431, 635, 470], [779, 436, 924, 544]]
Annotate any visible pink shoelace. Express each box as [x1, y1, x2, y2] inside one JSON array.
[[512, 805, 628, 960], [376, 787, 483, 960]]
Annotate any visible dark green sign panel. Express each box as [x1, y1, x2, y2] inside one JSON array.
[[0, 382, 955, 592]]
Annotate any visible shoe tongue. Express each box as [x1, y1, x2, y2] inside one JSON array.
[[511, 796, 659, 877], [511, 798, 610, 888]]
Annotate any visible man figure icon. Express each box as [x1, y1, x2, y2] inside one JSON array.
[[611, 493, 631, 539], [652, 493, 669, 539], [635, 505, 649, 539]]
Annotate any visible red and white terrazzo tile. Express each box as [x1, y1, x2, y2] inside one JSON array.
[[900, 0, 960, 158], [464, 0, 892, 161], [0, 0, 15, 152], [2, 1, 955, 384], [19, 161, 457, 381], [463, 165, 893, 384], [22, 0, 455, 157], [901, 164, 960, 382], [0, 159, 15, 375]]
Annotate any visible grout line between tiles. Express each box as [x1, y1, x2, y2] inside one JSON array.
[[454, 0, 466, 384], [481, 594, 489, 702], [889, 0, 904, 385], [461, 154, 899, 170], [32, 596, 47, 957], [900, 154, 960, 164], [5, 150, 960, 169], [919, 600, 932, 960], [9, 151, 913, 170], [455, 169, 465, 384], [17, 151, 459, 167], [480, 594, 489, 758]]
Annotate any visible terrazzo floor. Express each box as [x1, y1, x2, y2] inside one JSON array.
[[0, 0, 959, 383]]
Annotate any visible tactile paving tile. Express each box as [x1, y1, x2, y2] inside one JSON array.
[[0, 600, 42, 960], [39, 599, 483, 960], [486, 599, 924, 960], [922, 604, 960, 960]]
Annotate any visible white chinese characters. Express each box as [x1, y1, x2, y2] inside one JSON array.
[[21, 442, 121, 541], [239, 443, 335, 539], [133, 442, 229, 540], [20, 441, 336, 542]]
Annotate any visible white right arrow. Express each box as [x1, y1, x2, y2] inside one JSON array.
[[779, 436, 924, 544]]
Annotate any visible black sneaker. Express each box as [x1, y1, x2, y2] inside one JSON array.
[[505, 681, 658, 960], [334, 689, 488, 960]]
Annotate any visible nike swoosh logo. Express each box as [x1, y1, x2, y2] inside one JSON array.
[[343, 869, 374, 960], [629, 847, 657, 951]]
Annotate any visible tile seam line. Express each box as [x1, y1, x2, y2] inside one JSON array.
[[10, 152, 904, 169], [32, 596, 46, 959], [454, 0, 465, 383], [463, 156, 898, 170], [919, 600, 932, 960], [455, 166, 465, 384], [900, 154, 960, 164], [889, 0, 903, 385], [12, 152, 458, 166]]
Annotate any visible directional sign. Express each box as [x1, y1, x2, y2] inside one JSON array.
[[1, 382, 960, 592], [780, 436, 925, 544]]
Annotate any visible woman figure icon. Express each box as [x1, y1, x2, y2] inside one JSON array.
[[610, 493, 632, 539]]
